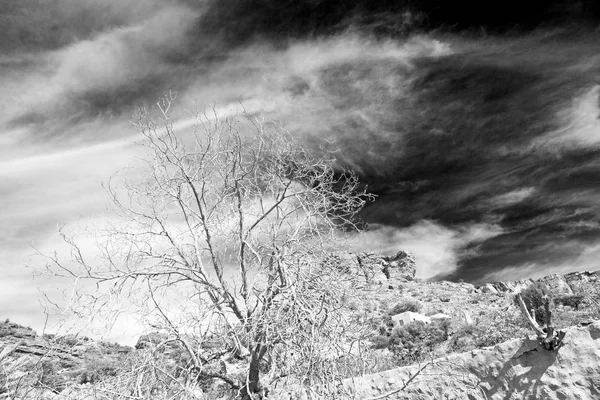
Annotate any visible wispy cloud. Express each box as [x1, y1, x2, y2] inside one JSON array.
[[6, 3, 198, 125], [537, 85, 600, 147], [480, 241, 600, 283]]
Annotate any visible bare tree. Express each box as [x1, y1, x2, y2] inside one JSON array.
[[42, 94, 372, 399]]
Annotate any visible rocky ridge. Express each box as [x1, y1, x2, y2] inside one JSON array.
[[342, 250, 600, 298]]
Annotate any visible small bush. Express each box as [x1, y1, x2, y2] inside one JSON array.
[[387, 300, 421, 315], [79, 357, 121, 384], [378, 315, 395, 335], [36, 361, 66, 393], [56, 335, 80, 347], [388, 320, 449, 362], [554, 295, 584, 310], [449, 324, 506, 352], [370, 335, 391, 349]]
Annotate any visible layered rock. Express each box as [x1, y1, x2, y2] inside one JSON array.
[[564, 271, 600, 292], [325, 251, 416, 289], [537, 274, 574, 296], [0, 320, 131, 398], [382, 251, 417, 288]]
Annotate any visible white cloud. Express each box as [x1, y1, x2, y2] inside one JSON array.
[[347, 220, 503, 280], [488, 187, 536, 207], [537, 85, 600, 147]]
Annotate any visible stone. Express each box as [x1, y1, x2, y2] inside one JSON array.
[[491, 279, 534, 293], [480, 283, 499, 294], [536, 274, 573, 297], [383, 251, 417, 287], [564, 271, 600, 293], [327, 250, 416, 289]]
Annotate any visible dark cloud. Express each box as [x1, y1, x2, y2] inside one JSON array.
[[3, 0, 600, 288], [192, 0, 600, 48]]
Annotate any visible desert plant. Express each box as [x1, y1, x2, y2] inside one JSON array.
[[516, 283, 549, 325], [36, 360, 67, 394], [515, 292, 565, 350], [388, 320, 449, 363], [387, 300, 422, 315], [449, 324, 507, 352], [40, 94, 373, 399], [370, 335, 391, 350], [554, 294, 585, 310]]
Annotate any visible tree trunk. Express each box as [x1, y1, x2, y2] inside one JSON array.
[[240, 346, 265, 400]]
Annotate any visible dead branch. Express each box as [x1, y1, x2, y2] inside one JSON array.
[[361, 359, 433, 400], [515, 293, 565, 350]]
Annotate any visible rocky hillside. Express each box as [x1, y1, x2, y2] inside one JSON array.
[[1, 251, 599, 399], [344, 321, 600, 400], [0, 321, 131, 399]]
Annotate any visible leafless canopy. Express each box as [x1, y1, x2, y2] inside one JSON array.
[[42, 94, 373, 398]]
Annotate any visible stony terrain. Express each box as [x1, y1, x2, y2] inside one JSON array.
[[344, 321, 600, 400], [1, 251, 599, 399], [0, 322, 131, 399]]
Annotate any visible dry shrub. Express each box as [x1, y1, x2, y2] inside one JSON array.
[[388, 300, 422, 315], [388, 320, 449, 363]]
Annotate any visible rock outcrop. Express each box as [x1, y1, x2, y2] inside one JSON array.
[[564, 271, 600, 292], [326, 251, 417, 289], [0, 320, 131, 398], [344, 321, 600, 400], [381, 251, 417, 288], [488, 279, 534, 294]]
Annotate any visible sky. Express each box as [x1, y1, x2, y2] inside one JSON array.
[[2, 0, 600, 341]]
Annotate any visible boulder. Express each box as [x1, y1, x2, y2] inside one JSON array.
[[429, 313, 451, 321], [536, 274, 573, 297], [564, 271, 600, 293], [480, 283, 499, 294], [491, 279, 534, 293], [135, 332, 169, 349], [383, 251, 417, 287], [324, 250, 416, 289]]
